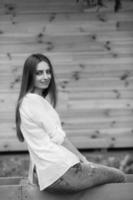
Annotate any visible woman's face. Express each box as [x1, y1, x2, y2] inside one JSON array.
[[34, 61, 52, 95]]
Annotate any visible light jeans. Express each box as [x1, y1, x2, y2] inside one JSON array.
[[45, 162, 126, 193]]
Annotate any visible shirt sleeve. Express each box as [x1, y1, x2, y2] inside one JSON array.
[[20, 94, 66, 145]]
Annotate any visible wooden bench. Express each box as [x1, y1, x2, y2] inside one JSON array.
[[0, 176, 133, 200]]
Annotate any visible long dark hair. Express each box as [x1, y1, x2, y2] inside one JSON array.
[[15, 54, 57, 142]]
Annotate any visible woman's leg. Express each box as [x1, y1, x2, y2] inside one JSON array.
[[46, 162, 126, 193]]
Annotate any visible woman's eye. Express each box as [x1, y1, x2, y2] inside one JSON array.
[[36, 71, 42, 75], [35, 69, 51, 76], [46, 69, 51, 74]]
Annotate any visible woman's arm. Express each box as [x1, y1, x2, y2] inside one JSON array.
[[62, 137, 88, 163]]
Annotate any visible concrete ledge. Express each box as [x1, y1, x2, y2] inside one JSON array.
[[22, 182, 133, 200], [0, 177, 133, 200]]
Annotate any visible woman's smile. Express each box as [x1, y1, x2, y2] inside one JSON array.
[[39, 79, 50, 87]]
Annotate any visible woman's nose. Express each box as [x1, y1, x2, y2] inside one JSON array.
[[42, 72, 48, 79]]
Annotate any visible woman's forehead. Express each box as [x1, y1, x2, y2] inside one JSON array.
[[36, 61, 50, 70]]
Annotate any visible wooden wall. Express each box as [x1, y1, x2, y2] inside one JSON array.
[[0, 0, 133, 151]]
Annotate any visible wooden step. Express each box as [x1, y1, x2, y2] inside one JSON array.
[[0, 176, 133, 200]]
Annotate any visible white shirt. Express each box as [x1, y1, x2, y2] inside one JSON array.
[[20, 93, 79, 191]]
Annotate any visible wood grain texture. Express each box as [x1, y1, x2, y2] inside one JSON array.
[[0, 0, 133, 151]]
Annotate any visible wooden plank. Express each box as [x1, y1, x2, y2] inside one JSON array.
[[0, 35, 133, 54], [1, 63, 133, 81], [1, 106, 133, 119], [1, 55, 131, 67], [0, 115, 133, 133], [64, 80, 133, 91], [63, 120, 133, 130], [0, 0, 132, 14], [0, 76, 133, 92], [45, 25, 133, 36], [56, 69, 133, 79], [0, 10, 133, 23], [69, 90, 133, 100], [0, 138, 27, 151], [60, 108, 133, 118], [0, 11, 133, 35], [67, 100, 133, 109], [0, 129, 133, 151], [117, 21, 133, 31], [1, 108, 133, 123], [0, 53, 132, 66], [0, 136, 133, 151], [0, 88, 132, 110], [0, 177, 133, 200], [0, 62, 133, 75], [1, 34, 133, 47], [66, 128, 133, 138], [60, 114, 133, 123], [1, 15, 133, 35], [0, 89, 132, 102], [0, 0, 80, 14], [0, 125, 133, 139], [0, 5, 81, 15], [70, 136, 133, 149], [1, 63, 133, 79], [1, 70, 133, 82], [1, 58, 133, 71], [0, 35, 108, 53], [0, 22, 124, 35], [22, 182, 133, 200], [1, 113, 133, 126], [0, 93, 133, 110], [0, 184, 21, 200]]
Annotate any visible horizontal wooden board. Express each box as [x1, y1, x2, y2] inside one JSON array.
[[0, 93, 133, 110], [67, 128, 133, 137], [0, 0, 133, 15], [1, 61, 133, 78], [0, 116, 133, 137], [1, 22, 132, 35], [1, 77, 133, 90], [62, 117, 133, 128], [69, 90, 133, 100], [1, 106, 133, 120], [0, 124, 133, 138], [71, 136, 133, 149], [1, 110, 133, 122], [0, 138, 27, 151], [0, 135, 133, 151], [0, 53, 132, 66], [0, 0, 81, 14], [0, 10, 133, 24], [0, 34, 133, 53], [67, 100, 133, 109], [59, 108, 133, 118]]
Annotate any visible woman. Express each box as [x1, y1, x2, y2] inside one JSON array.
[[16, 54, 126, 192]]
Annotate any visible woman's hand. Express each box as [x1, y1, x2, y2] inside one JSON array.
[[62, 137, 88, 163], [80, 156, 88, 164]]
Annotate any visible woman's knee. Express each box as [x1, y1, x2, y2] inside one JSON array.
[[109, 167, 127, 182], [96, 164, 126, 183], [82, 162, 126, 184]]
